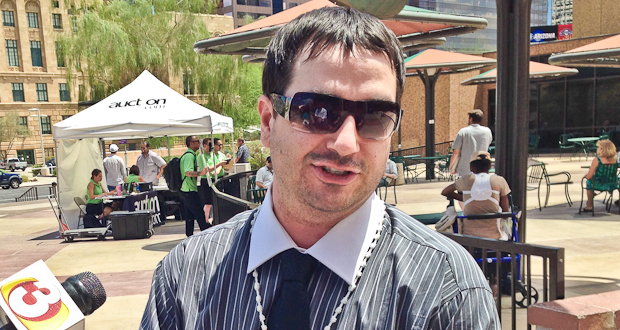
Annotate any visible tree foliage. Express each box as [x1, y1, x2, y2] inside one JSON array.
[[0, 112, 31, 159], [59, 0, 262, 130]]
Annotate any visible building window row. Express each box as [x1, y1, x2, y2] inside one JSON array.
[[9, 83, 68, 102]]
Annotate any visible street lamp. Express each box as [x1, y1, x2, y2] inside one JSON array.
[[28, 108, 46, 166]]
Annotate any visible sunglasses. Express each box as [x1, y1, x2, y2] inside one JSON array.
[[270, 92, 402, 141]]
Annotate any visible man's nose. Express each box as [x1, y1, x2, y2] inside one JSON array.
[[326, 116, 360, 156]]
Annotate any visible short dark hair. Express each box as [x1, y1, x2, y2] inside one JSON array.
[[470, 158, 492, 173], [142, 141, 150, 148], [214, 138, 221, 146], [262, 7, 405, 104], [266, 156, 271, 162], [129, 165, 140, 176], [468, 109, 484, 124], [91, 168, 101, 179], [237, 137, 244, 143], [185, 135, 197, 147]]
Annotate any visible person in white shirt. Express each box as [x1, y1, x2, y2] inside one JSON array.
[[102, 144, 126, 192], [136, 141, 167, 186], [255, 156, 273, 189]]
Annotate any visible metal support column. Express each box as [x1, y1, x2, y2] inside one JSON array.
[[495, 0, 532, 243], [418, 69, 441, 180]]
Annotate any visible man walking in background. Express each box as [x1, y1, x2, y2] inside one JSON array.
[[136, 141, 167, 186], [235, 137, 250, 163], [102, 144, 126, 192], [449, 109, 493, 179], [180, 135, 210, 237]]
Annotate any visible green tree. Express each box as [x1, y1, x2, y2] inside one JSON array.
[[59, 0, 262, 130], [0, 112, 31, 159]]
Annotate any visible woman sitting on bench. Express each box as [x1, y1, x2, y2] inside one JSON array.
[[441, 151, 511, 240]]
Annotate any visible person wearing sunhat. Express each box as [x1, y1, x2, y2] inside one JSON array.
[[102, 143, 126, 192], [441, 151, 511, 240]]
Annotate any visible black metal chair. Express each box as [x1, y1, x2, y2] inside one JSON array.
[[541, 163, 573, 207], [526, 163, 545, 211], [579, 163, 620, 215], [528, 134, 541, 157], [376, 177, 397, 204], [558, 133, 576, 159], [391, 156, 420, 183]]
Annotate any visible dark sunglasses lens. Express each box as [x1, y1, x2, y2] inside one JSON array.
[[289, 93, 398, 139]]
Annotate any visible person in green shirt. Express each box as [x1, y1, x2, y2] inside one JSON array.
[[125, 165, 146, 184], [86, 169, 116, 221], [180, 135, 210, 237], [197, 139, 229, 207]]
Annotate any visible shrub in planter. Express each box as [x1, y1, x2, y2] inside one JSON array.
[[32, 164, 44, 176]]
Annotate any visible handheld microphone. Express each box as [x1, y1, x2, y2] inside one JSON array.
[[0, 261, 106, 330]]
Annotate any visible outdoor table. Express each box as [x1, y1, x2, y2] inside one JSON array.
[[411, 155, 451, 180], [567, 137, 600, 158]]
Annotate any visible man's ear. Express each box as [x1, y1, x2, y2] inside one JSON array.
[[258, 94, 273, 148]]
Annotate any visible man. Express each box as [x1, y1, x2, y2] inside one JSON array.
[[209, 138, 228, 181], [441, 151, 511, 240], [197, 138, 228, 206], [255, 156, 273, 189], [136, 141, 167, 186], [449, 109, 493, 179], [141, 7, 498, 330], [102, 144, 126, 192], [379, 158, 398, 187], [235, 137, 250, 163], [179, 136, 210, 237]]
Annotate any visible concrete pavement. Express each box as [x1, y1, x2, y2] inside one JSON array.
[[0, 156, 618, 329]]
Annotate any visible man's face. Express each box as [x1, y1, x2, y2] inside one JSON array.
[[259, 46, 396, 218], [141, 143, 149, 155], [189, 137, 200, 152], [266, 159, 273, 170], [215, 140, 223, 152], [237, 140, 243, 147]]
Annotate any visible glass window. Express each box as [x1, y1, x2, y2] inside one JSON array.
[[538, 81, 565, 129], [36, 83, 48, 102], [12, 83, 24, 102], [52, 14, 62, 29], [595, 78, 620, 127], [27, 12, 39, 28], [59, 83, 70, 101], [55, 42, 64, 67], [53, 1, 60, 8], [40, 116, 51, 134], [6, 40, 19, 67], [30, 41, 42, 67], [18, 116, 27, 126], [61, 115, 71, 120], [566, 80, 593, 129], [3, 11, 14, 27]]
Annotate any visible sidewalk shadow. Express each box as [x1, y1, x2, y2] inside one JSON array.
[[527, 202, 620, 221], [142, 239, 184, 252]]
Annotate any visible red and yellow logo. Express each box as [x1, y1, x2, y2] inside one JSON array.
[[1, 277, 69, 329]]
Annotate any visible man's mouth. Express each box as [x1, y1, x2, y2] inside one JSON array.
[[321, 166, 350, 176]]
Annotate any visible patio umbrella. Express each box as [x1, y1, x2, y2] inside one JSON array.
[[193, 0, 488, 57], [548, 34, 620, 68], [460, 61, 579, 85], [405, 49, 496, 179]]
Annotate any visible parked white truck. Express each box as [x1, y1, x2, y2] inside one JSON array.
[[5, 157, 28, 171]]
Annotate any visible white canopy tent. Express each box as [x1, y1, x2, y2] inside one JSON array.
[[54, 70, 233, 139], [52, 70, 234, 229]]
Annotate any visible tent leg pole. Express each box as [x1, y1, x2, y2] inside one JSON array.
[[166, 136, 171, 157]]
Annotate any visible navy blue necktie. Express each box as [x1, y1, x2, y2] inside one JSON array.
[[268, 249, 318, 330]]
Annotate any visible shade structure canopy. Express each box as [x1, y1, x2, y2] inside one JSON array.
[[405, 48, 496, 74], [193, 0, 488, 57], [461, 61, 579, 85], [548, 34, 620, 68], [403, 49, 495, 180], [53, 70, 233, 140]]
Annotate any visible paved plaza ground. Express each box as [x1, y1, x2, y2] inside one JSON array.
[[0, 156, 618, 329]]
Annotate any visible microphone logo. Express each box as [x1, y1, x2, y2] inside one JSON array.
[[1, 277, 70, 329]]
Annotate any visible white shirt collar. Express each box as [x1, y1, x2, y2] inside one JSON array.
[[247, 188, 385, 285]]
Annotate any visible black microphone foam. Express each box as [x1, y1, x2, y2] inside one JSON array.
[[61, 271, 107, 316]]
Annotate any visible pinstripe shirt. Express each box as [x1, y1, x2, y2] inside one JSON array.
[[140, 205, 500, 330]]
